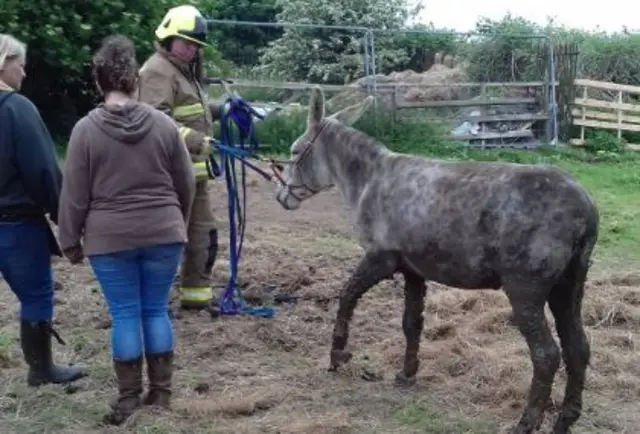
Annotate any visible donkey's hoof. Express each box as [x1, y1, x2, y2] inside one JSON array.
[[507, 423, 534, 434], [551, 417, 569, 434], [328, 350, 352, 371], [394, 372, 417, 387]]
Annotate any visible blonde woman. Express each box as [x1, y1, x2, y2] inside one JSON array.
[[0, 34, 87, 386]]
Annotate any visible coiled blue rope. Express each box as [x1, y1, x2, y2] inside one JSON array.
[[208, 96, 276, 318]]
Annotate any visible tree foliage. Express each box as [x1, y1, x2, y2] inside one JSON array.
[[255, 0, 417, 84], [463, 14, 640, 84], [0, 0, 222, 138], [207, 0, 283, 67]]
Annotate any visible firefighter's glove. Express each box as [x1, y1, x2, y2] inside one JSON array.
[[200, 136, 213, 157]]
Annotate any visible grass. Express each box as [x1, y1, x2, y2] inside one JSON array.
[[393, 402, 496, 433], [34, 113, 640, 433]]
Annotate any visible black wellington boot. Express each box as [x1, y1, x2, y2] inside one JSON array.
[[20, 320, 87, 387]]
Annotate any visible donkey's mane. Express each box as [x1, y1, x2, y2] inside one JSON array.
[[322, 119, 389, 160]]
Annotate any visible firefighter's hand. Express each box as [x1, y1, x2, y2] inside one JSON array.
[[200, 136, 213, 156]]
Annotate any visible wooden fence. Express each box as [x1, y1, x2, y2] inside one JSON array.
[[388, 81, 548, 143], [217, 78, 550, 145], [571, 79, 640, 150]]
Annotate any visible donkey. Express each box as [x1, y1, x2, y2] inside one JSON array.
[[272, 86, 599, 434]]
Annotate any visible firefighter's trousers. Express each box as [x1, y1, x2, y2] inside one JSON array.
[[178, 179, 218, 308]]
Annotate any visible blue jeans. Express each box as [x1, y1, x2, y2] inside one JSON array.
[[89, 242, 184, 361], [0, 219, 54, 321]]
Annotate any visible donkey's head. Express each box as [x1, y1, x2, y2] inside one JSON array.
[[274, 86, 374, 210]]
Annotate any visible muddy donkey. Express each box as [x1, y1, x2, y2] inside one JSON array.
[[272, 86, 599, 434]]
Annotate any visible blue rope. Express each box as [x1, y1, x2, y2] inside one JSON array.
[[210, 96, 275, 318]]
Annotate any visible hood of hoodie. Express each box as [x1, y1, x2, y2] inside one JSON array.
[[0, 79, 14, 91], [88, 101, 154, 144]]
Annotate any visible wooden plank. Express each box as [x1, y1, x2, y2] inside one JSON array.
[[398, 97, 536, 109], [460, 113, 548, 123], [575, 79, 640, 95], [223, 78, 546, 92], [573, 97, 640, 113], [226, 78, 354, 92], [570, 138, 640, 151], [378, 81, 545, 89], [453, 130, 534, 140], [573, 118, 640, 133], [571, 108, 640, 125]]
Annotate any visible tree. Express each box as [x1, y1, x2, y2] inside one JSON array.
[[207, 0, 283, 68], [0, 0, 223, 139], [255, 0, 417, 84]]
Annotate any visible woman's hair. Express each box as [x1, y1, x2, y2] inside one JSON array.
[[0, 34, 26, 70], [92, 34, 138, 95]]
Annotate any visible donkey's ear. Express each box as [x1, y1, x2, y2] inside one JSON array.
[[307, 85, 325, 126], [328, 95, 374, 126]]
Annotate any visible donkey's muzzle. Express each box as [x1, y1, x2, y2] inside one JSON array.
[[275, 185, 298, 211]]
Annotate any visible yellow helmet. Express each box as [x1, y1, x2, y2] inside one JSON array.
[[155, 5, 209, 47]]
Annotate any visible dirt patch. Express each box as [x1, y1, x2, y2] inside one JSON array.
[[0, 172, 638, 433]]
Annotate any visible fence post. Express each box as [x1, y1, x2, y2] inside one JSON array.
[[616, 90, 623, 140], [547, 36, 559, 145], [580, 85, 587, 144], [366, 30, 377, 101], [363, 32, 371, 96]]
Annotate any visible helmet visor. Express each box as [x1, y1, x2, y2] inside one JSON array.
[[178, 16, 208, 45]]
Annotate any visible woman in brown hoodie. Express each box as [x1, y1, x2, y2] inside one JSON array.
[[57, 35, 195, 425]]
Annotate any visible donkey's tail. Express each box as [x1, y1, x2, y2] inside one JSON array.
[[554, 201, 599, 311]]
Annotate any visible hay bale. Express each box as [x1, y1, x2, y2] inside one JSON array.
[[326, 63, 470, 111]]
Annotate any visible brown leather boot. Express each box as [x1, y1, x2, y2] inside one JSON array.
[[142, 351, 173, 408], [103, 357, 143, 425]]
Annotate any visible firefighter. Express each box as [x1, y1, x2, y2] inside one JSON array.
[[137, 4, 220, 310]]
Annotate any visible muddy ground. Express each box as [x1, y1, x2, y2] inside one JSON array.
[[0, 170, 638, 434]]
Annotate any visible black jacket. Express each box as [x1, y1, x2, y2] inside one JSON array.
[[0, 90, 62, 222], [0, 90, 63, 255]]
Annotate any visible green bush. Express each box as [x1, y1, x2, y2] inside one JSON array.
[[583, 130, 628, 154]]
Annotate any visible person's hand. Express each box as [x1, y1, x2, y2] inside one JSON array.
[[200, 136, 212, 156], [209, 102, 222, 121], [63, 245, 85, 265]]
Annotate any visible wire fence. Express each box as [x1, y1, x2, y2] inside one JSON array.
[[205, 19, 558, 147]]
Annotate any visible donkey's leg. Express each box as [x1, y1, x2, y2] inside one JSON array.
[[504, 279, 561, 434], [547, 266, 591, 434], [395, 270, 427, 387], [328, 251, 399, 372]]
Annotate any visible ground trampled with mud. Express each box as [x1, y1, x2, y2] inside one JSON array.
[[0, 169, 638, 433]]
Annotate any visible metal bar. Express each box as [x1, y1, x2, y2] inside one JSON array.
[[363, 33, 371, 96], [204, 18, 548, 39], [205, 18, 370, 32], [369, 30, 377, 100], [547, 36, 559, 145], [397, 97, 537, 109], [370, 28, 549, 39]]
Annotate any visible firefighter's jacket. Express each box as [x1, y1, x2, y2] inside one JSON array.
[[138, 44, 215, 167]]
